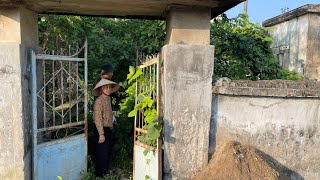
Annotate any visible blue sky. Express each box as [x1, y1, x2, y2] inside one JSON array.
[[226, 0, 320, 24]]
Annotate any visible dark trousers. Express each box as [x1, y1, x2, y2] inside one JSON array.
[[94, 127, 112, 177]]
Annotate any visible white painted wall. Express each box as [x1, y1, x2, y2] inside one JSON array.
[[210, 94, 320, 179]]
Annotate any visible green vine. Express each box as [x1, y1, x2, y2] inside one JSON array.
[[127, 66, 162, 148]]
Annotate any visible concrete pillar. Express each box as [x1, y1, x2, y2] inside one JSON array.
[[0, 7, 38, 180], [162, 7, 214, 179]]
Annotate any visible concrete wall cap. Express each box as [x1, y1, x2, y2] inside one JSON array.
[[212, 78, 320, 98], [263, 4, 320, 27]]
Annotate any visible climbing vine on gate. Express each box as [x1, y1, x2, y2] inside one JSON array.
[[126, 66, 162, 148]]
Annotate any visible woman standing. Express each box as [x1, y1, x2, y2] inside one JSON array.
[[92, 79, 119, 177]]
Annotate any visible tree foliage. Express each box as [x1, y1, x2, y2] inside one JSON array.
[[39, 15, 166, 84], [211, 14, 301, 80]]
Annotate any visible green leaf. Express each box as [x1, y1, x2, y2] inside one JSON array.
[[143, 97, 153, 108], [145, 175, 150, 180], [144, 109, 151, 116], [129, 68, 143, 83], [127, 66, 135, 80], [144, 109, 157, 123], [263, 37, 272, 42], [135, 103, 143, 110], [147, 125, 160, 140], [143, 148, 149, 156], [145, 116, 156, 124], [138, 94, 145, 101], [129, 66, 135, 75], [128, 109, 137, 117], [57, 176, 62, 180]]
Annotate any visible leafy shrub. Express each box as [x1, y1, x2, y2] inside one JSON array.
[[211, 14, 302, 80]]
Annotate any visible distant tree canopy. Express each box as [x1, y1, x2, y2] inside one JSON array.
[[38, 14, 300, 82], [38, 15, 166, 84]]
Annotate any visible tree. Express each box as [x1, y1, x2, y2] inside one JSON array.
[[211, 14, 301, 80], [39, 15, 166, 84]]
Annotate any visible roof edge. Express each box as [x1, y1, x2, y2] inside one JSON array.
[[211, 0, 243, 19], [262, 4, 320, 27], [2, 0, 243, 20]]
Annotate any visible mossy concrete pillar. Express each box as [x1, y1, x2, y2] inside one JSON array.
[[162, 7, 214, 180], [0, 7, 38, 180]]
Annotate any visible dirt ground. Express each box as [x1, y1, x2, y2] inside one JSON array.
[[194, 141, 290, 180]]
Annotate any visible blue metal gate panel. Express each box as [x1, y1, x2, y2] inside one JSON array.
[[37, 134, 86, 180], [31, 40, 88, 180]]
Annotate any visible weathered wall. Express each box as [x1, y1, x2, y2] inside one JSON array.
[[210, 79, 320, 179], [263, 4, 320, 80], [305, 13, 320, 81], [267, 14, 309, 75], [162, 44, 214, 180], [0, 7, 38, 180]]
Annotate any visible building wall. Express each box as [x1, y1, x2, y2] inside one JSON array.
[[265, 5, 320, 80], [268, 14, 309, 76], [305, 13, 320, 80], [210, 79, 320, 179]]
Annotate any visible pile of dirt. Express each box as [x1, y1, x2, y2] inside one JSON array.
[[194, 141, 290, 180]]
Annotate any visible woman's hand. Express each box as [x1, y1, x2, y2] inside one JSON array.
[[98, 134, 105, 143]]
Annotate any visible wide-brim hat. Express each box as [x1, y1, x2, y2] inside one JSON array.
[[92, 79, 119, 96]]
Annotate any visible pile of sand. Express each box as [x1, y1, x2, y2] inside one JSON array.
[[194, 141, 290, 180]]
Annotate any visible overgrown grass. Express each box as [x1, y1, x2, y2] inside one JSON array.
[[81, 156, 132, 180]]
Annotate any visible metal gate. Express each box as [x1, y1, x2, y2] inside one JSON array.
[[133, 54, 162, 180], [31, 41, 88, 180]]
